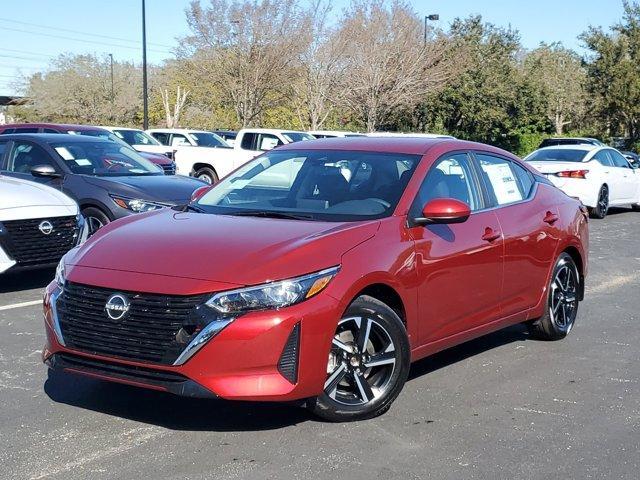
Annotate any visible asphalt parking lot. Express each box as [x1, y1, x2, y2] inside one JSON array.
[[0, 211, 638, 480]]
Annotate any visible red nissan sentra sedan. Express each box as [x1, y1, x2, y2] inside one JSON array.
[[42, 137, 588, 421]]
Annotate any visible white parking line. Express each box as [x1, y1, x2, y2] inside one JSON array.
[[0, 300, 42, 311]]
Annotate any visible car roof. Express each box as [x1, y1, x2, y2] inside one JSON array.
[[0, 123, 108, 132], [0, 133, 112, 143], [276, 137, 515, 157], [146, 128, 210, 134], [534, 144, 603, 152], [102, 126, 144, 132], [241, 128, 308, 134]]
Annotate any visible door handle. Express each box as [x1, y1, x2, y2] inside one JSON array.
[[482, 227, 501, 242], [543, 211, 559, 225]]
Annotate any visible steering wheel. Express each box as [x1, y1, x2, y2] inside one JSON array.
[[366, 198, 391, 209]]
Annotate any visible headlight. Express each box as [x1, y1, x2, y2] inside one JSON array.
[[111, 195, 168, 213], [55, 256, 66, 288], [207, 266, 339, 314]]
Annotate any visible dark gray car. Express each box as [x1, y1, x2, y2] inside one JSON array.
[[0, 134, 206, 234]]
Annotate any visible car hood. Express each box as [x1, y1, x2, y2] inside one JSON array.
[[69, 208, 379, 285], [0, 175, 76, 210], [81, 174, 206, 203], [138, 151, 172, 165]]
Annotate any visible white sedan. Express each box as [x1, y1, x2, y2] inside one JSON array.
[[524, 145, 640, 218]]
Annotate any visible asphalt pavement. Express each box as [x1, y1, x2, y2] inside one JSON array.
[[0, 209, 638, 479]]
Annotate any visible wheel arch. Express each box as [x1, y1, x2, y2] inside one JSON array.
[[79, 200, 114, 221], [348, 283, 407, 326], [562, 245, 585, 301], [193, 162, 218, 178]]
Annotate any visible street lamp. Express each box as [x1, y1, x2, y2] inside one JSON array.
[[142, 0, 149, 130], [424, 14, 440, 46]]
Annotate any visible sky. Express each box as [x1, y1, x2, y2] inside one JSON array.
[[0, 0, 627, 96]]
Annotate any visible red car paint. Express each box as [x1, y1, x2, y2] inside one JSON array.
[[42, 138, 588, 402]]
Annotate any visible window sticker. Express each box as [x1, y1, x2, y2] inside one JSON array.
[[483, 163, 522, 204], [55, 147, 75, 160], [74, 159, 92, 166]]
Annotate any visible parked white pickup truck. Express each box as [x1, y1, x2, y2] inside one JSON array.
[[146, 128, 314, 183]]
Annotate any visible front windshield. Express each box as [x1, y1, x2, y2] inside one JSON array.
[[51, 140, 161, 176], [191, 132, 230, 148], [527, 149, 588, 162], [282, 132, 315, 143], [112, 129, 161, 146], [196, 149, 420, 221]]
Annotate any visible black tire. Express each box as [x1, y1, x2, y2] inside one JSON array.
[[308, 295, 410, 422], [527, 253, 580, 341], [193, 167, 218, 185], [590, 185, 608, 219], [81, 207, 110, 237]]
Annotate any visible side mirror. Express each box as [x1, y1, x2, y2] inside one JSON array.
[[191, 185, 212, 202], [31, 164, 61, 178], [414, 198, 471, 225]]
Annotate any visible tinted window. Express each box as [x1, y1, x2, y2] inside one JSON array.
[[113, 129, 160, 146], [527, 149, 588, 162], [240, 132, 256, 150], [410, 153, 481, 216], [43, 128, 60, 133], [0, 140, 8, 158], [6, 141, 52, 173], [510, 161, 535, 198], [13, 127, 39, 133], [0, 128, 15, 134], [609, 150, 631, 168], [258, 134, 283, 151], [593, 150, 614, 167], [197, 150, 420, 221], [282, 132, 315, 142], [51, 140, 160, 176], [476, 154, 524, 206], [190, 132, 229, 148], [150, 132, 170, 145]]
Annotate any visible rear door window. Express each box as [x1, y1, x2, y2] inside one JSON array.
[[609, 150, 632, 169], [240, 132, 257, 150], [150, 132, 170, 145], [476, 154, 525, 206], [593, 150, 614, 167]]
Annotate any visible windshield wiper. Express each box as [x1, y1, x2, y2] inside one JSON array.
[[226, 210, 313, 220]]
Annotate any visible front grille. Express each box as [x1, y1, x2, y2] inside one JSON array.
[[161, 163, 176, 175], [57, 282, 210, 365], [2, 216, 77, 266]]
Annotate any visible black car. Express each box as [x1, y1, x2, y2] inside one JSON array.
[[621, 151, 640, 169], [0, 134, 206, 235], [538, 137, 604, 148]]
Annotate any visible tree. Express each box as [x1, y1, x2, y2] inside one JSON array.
[[182, 0, 312, 127], [524, 44, 586, 135], [161, 86, 189, 128], [581, 0, 640, 141], [419, 16, 549, 150], [335, 0, 457, 132], [18, 54, 142, 125]]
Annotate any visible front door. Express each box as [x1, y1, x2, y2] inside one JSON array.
[[409, 152, 504, 345]]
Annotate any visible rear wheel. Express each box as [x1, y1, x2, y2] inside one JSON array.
[[590, 185, 608, 219], [81, 207, 110, 237], [308, 295, 410, 422], [528, 253, 580, 340], [194, 167, 218, 185]]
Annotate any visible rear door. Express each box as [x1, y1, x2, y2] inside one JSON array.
[[410, 152, 504, 344], [592, 150, 620, 202], [607, 149, 638, 202], [475, 152, 560, 317]]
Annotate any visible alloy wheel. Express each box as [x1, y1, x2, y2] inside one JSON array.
[[597, 186, 609, 216], [549, 262, 578, 332], [324, 316, 398, 406], [86, 216, 105, 236], [197, 173, 213, 184]]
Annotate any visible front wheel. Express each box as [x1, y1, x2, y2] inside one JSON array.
[[528, 253, 580, 340], [308, 295, 410, 422], [81, 207, 110, 237], [194, 167, 218, 185]]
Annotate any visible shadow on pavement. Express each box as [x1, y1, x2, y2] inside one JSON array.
[[44, 369, 312, 431], [0, 267, 55, 294], [44, 324, 530, 431]]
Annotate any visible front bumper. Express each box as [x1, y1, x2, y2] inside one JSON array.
[[42, 281, 339, 401]]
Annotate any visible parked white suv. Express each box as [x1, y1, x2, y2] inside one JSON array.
[[0, 175, 87, 273], [525, 144, 640, 218], [101, 127, 174, 158]]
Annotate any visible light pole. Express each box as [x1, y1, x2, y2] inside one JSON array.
[[108, 53, 114, 102], [142, 0, 149, 130], [424, 14, 439, 46]]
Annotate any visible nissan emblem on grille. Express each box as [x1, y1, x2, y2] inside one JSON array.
[[104, 294, 131, 320], [38, 220, 54, 235]]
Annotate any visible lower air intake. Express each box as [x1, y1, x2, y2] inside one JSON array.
[[277, 322, 300, 384]]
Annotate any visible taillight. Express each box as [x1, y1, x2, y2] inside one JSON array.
[[556, 170, 589, 179]]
